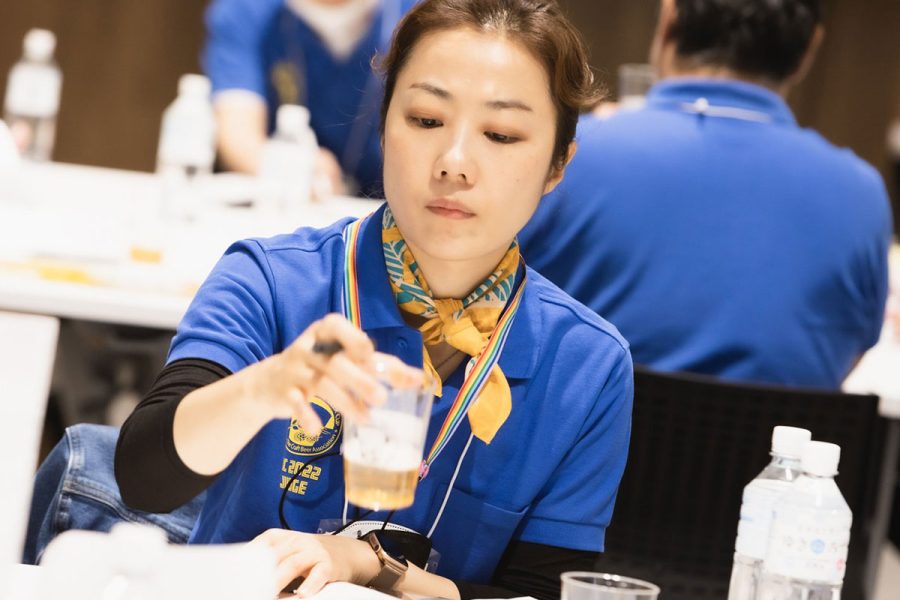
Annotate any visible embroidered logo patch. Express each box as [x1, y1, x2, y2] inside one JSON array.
[[285, 397, 343, 456]]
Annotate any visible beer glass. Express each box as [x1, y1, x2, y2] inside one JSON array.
[[342, 362, 434, 511], [561, 572, 660, 600]]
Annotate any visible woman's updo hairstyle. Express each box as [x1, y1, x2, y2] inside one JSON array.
[[377, 0, 602, 172]]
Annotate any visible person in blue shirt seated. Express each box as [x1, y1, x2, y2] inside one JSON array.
[[109, 1, 631, 599], [519, 0, 893, 389], [205, 0, 416, 197]]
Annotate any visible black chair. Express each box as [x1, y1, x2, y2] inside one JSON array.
[[595, 367, 890, 600]]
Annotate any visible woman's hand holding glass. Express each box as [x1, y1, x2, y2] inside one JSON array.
[[254, 313, 422, 434]]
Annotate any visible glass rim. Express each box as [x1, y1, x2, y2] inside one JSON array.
[[372, 357, 434, 395], [560, 571, 661, 596]]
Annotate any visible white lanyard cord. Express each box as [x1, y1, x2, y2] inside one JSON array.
[[427, 433, 475, 538], [338, 432, 473, 537]]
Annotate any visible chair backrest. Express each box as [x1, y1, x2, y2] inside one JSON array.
[[596, 366, 885, 600], [0, 311, 59, 567]]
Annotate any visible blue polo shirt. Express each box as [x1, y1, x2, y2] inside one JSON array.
[[168, 204, 632, 582], [203, 0, 416, 197], [520, 79, 892, 389]]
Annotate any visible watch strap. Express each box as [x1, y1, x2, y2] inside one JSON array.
[[365, 532, 408, 590]]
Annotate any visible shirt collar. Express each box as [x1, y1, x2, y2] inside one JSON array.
[[647, 78, 797, 126], [352, 204, 538, 379]]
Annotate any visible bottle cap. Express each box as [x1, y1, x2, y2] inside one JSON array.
[[276, 104, 311, 137], [178, 74, 211, 98], [771, 426, 811, 458], [23, 29, 56, 62], [801, 441, 841, 477]]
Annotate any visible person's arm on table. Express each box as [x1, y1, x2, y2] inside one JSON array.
[[252, 531, 597, 600], [214, 92, 268, 174]]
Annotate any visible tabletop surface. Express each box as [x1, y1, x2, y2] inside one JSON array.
[[0, 161, 374, 329], [0, 161, 897, 413]]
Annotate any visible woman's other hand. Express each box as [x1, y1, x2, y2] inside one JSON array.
[[250, 529, 380, 597]]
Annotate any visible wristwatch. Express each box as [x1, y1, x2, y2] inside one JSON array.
[[364, 531, 409, 590]]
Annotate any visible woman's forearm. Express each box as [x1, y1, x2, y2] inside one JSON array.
[[172, 359, 274, 475], [390, 564, 461, 600]]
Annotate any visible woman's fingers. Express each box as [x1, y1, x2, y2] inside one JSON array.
[[324, 353, 386, 406], [276, 543, 336, 596], [249, 532, 365, 597], [296, 563, 332, 598], [314, 377, 366, 422], [255, 531, 324, 593], [372, 352, 426, 389], [275, 552, 318, 594], [314, 314, 376, 363], [288, 388, 324, 437], [275, 314, 428, 427]]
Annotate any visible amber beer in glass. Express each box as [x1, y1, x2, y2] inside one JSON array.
[[343, 366, 434, 511]]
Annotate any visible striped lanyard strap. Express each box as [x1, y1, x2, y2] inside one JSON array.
[[340, 217, 526, 481]]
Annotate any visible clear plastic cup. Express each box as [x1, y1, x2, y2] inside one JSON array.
[[342, 363, 434, 511], [561, 572, 661, 600]]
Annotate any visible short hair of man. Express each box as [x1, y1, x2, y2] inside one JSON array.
[[670, 0, 823, 82]]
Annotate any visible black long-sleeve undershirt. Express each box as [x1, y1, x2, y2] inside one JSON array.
[[114, 358, 599, 600]]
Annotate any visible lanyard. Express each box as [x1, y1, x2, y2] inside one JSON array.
[[341, 216, 526, 480]]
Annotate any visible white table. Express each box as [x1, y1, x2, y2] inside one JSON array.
[[845, 327, 900, 418], [0, 564, 461, 600], [0, 161, 375, 330], [842, 245, 900, 598]]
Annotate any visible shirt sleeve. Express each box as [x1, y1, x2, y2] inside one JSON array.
[[116, 359, 230, 512], [514, 347, 634, 551], [168, 239, 280, 374], [854, 166, 893, 351], [453, 540, 599, 600], [202, 0, 282, 97]]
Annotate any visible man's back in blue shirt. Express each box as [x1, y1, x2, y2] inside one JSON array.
[[520, 79, 892, 389]]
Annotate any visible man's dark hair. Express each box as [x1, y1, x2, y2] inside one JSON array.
[[671, 0, 823, 82]]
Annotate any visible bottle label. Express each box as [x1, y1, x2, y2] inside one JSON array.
[[763, 503, 851, 584], [735, 480, 792, 559], [157, 118, 216, 170], [5, 65, 61, 117]]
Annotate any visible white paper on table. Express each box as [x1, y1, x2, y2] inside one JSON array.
[[285, 582, 538, 600], [843, 325, 900, 418], [289, 582, 396, 600]]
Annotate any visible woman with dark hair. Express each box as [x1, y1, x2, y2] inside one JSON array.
[[113, 1, 632, 598]]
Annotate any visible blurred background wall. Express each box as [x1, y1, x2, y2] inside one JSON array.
[[2, 0, 898, 225]]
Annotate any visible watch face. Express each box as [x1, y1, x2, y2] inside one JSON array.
[[372, 529, 431, 568], [376, 531, 409, 567]]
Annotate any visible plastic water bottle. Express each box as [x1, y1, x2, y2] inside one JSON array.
[[156, 74, 216, 220], [760, 441, 852, 600], [257, 104, 318, 214], [3, 29, 63, 161], [727, 426, 811, 600]]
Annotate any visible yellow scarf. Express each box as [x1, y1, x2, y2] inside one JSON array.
[[382, 207, 518, 444]]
